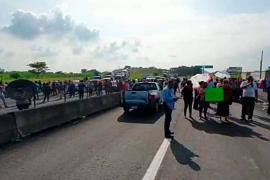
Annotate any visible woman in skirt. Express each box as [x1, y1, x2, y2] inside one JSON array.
[[217, 80, 233, 122]]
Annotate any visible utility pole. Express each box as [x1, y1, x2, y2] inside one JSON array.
[[260, 50, 263, 80]]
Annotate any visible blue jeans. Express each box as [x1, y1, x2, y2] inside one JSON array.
[[164, 103, 173, 136]]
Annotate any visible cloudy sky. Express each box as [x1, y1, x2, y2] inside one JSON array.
[[0, 0, 269, 72]]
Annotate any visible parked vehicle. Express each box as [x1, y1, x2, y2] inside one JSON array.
[[123, 82, 163, 113], [92, 76, 102, 80]]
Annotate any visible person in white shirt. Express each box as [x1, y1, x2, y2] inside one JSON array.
[[240, 76, 258, 121]]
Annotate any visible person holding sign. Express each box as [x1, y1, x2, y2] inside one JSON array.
[[240, 76, 258, 122], [216, 80, 233, 122], [198, 82, 209, 120]]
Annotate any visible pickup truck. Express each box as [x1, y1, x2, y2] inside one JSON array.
[[122, 82, 163, 113]]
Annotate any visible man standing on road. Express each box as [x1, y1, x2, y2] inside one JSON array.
[[58, 82, 65, 100], [78, 80, 86, 100], [68, 81, 76, 98], [240, 76, 258, 121], [42, 83, 51, 103], [162, 80, 179, 139], [182, 80, 193, 118], [173, 79, 180, 95]]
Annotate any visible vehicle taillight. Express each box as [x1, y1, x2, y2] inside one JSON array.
[[149, 94, 155, 103]]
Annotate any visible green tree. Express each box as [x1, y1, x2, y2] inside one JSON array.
[[10, 72, 21, 79], [55, 71, 64, 74], [27, 61, 49, 77], [153, 72, 158, 76]]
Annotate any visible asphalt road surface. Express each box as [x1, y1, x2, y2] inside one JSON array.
[[0, 100, 269, 180]]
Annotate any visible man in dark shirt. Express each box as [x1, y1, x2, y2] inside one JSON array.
[[173, 79, 180, 95], [68, 82, 76, 98], [58, 82, 65, 100], [78, 80, 86, 100], [42, 83, 51, 103], [182, 80, 193, 118]]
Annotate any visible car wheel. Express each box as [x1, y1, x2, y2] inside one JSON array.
[[123, 107, 130, 114], [152, 102, 159, 113]]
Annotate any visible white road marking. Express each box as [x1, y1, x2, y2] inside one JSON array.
[[249, 158, 259, 169], [142, 139, 171, 180]]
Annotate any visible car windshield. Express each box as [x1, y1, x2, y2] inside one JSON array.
[[132, 83, 157, 91]]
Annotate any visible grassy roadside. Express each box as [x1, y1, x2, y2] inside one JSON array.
[[0, 71, 96, 83]]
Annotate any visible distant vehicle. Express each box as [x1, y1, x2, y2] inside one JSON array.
[[123, 82, 163, 113], [115, 75, 127, 81], [92, 76, 101, 80], [113, 69, 129, 80], [104, 75, 112, 79], [145, 77, 156, 82], [102, 77, 111, 81]]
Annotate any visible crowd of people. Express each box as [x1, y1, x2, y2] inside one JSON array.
[[179, 76, 270, 122], [1, 76, 270, 116], [0, 79, 122, 109], [162, 76, 269, 139], [31, 79, 116, 103]]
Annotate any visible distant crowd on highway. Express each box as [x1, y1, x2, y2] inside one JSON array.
[[0, 78, 120, 109], [0, 76, 270, 116], [31, 79, 116, 102]]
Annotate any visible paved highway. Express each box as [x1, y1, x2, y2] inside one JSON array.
[[0, 100, 269, 180]]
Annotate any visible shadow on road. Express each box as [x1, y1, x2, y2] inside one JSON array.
[[186, 118, 269, 141], [171, 139, 201, 171], [251, 121, 270, 132], [117, 110, 164, 124], [229, 116, 255, 127], [253, 115, 270, 123], [230, 115, 270, 132]]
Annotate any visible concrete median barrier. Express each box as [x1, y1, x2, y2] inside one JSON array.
[[15, 101, 81, 137], [0, 113, 19, 145], [14, 93, 121, 137], [79, 93, 121, 116]]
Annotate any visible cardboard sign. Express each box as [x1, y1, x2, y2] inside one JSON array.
[[205, 88, 224, 102]]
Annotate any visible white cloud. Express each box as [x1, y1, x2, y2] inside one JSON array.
[[0, 1, 270, 72], [32, 45, 59, 57], [0, 47, 15, 58], [72, 46, 83, 55], [1, 9, 99, 41], [92, 41, 140, 60]]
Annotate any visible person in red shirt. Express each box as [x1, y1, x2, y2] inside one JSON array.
[[198, 82, 209, 120]]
